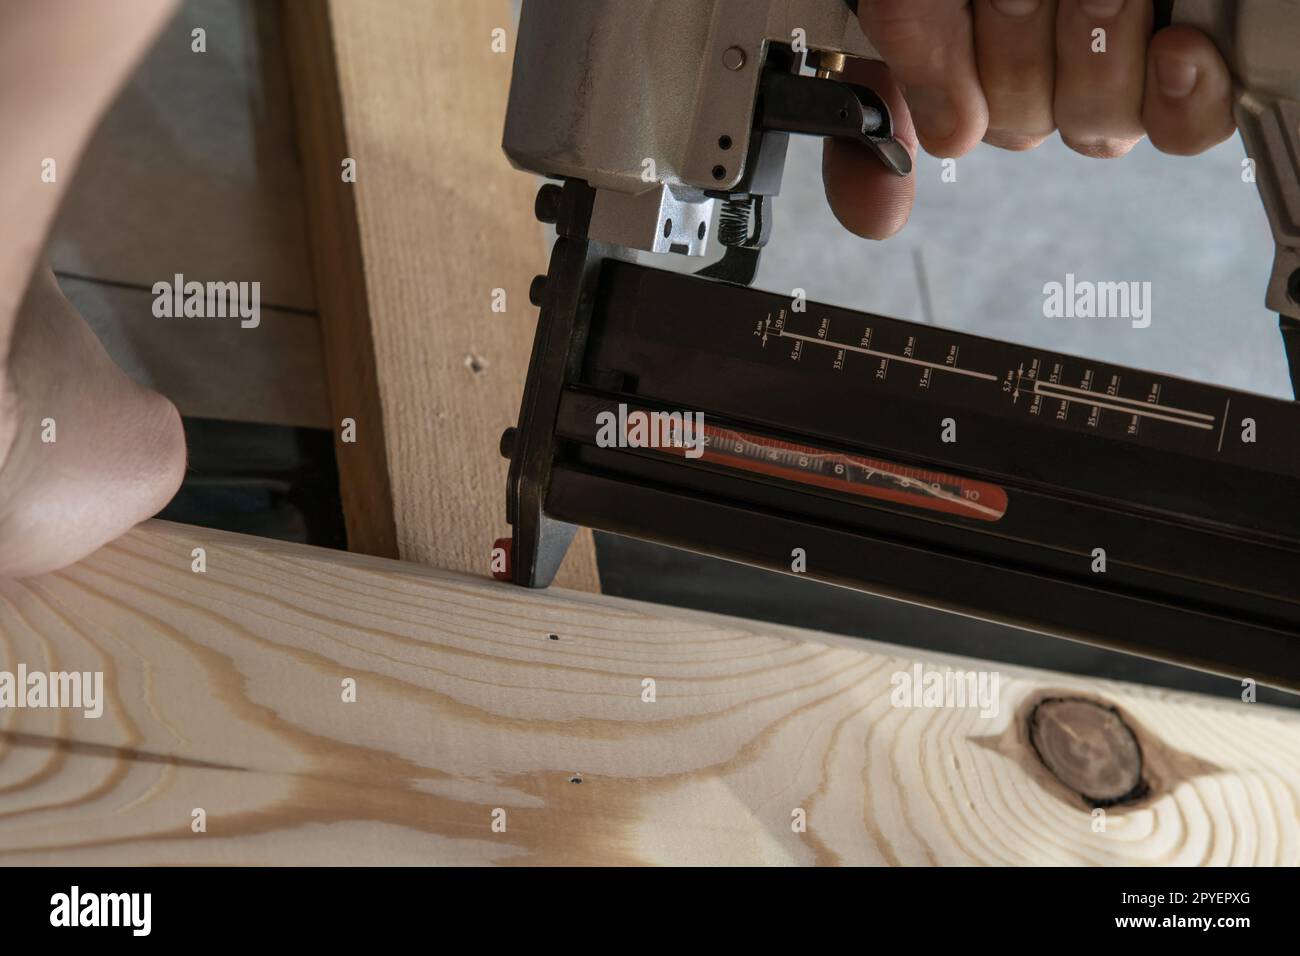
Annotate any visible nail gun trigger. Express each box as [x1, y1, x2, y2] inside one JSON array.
[[868, 136, 913, 177], [757, 71, 912, 177]]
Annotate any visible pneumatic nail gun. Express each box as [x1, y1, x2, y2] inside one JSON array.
[[497, 0, 1300, 691]]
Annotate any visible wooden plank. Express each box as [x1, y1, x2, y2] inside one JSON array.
[[48, 0, 316, 312], [57, 275, 330, 429], [279, 0, 396, 558], [1, 520, 1297, 865], [281, 0, 600, 589]]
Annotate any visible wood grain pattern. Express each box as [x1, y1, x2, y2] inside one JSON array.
[[0, 521, 1296, 865], [282, 0, 599, 589]]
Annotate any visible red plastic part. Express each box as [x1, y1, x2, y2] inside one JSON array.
[[491, 537, 512, 581]]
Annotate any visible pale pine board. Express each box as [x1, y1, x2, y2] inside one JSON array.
[[0, 521, 1296, 865], [282, 0, 600, 588]]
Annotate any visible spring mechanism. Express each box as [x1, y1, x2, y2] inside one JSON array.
[[716, 197, 756, 248]]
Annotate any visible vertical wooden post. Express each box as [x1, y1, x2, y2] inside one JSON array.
[[282, 0, 599, 589]]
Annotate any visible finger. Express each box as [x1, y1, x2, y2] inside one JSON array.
[[1054, 0, 1153, 158], [1141, 25, 1235, 156], [0, 270, 186, 578], [823, 59, 918, 239], [0, 0, 178, 344], [973, 0, 1057, 150], [859, 0, 988, 157]]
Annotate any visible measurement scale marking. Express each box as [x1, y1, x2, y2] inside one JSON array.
[[770, 320, 1217, 434], [1035, 379, 1214, 421], [1033, 381, 1214, 430], [777, 329, 998, 382]]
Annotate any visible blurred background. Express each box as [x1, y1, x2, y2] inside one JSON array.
[[642, 133, 1286, 399], [751, 135, 1283, 399]]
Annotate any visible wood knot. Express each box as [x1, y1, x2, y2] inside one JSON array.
[[1028, 697, 1146, 807]]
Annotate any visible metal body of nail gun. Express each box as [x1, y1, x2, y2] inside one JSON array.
[[498, 0, 1300, 691]]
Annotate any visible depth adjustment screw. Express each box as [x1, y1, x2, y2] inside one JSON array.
[[535, 183, 562, 224]]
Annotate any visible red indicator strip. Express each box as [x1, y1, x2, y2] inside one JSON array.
[[657, 422, 1007, 523]]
